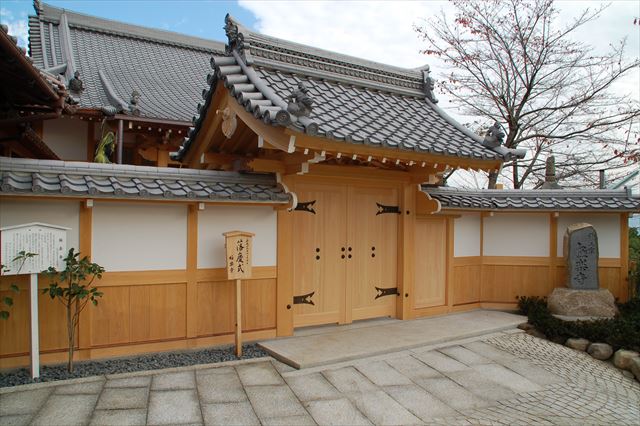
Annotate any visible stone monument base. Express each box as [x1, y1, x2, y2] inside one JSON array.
[[548, 288, 617, 318]]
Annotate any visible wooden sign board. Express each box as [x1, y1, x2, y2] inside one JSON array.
[[223, 231, 254, 280], [1, 222, 70, 275]]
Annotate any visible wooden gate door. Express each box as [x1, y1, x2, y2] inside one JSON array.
[[347, 185, 398, 322], [414, 217, 447, 308], [292, 182, 348, 327]]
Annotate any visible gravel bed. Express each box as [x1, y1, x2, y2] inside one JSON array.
[[0, 344, 268, 388]]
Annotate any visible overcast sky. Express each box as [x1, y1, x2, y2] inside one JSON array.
[[2, 0, 637, 111], [1, 0, 638, 187]]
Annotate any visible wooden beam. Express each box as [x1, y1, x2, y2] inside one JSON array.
[[186, 204, 198, 341], [184, 85, 229, 168], [246, 158, 286, 174], [290, 131, 503, 171], [397, 183, 415, 320], [276, 175, 295, 336], [415, 186, 441, 215], [78, 201, 93, 351], [226, 97, 297, 154], [620, 213, 629, 302], [549, 213, 558, 288]]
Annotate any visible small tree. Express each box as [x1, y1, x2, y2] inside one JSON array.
[[43, 248, 105, 373], [0, 251, 38, 320]]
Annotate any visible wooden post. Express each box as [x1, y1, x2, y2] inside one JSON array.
[[223, 231, 254, 358], [235, 279, 242, 357], [29, 273, 40, 379]]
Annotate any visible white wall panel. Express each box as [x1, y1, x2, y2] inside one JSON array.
[[43, 118, 88, 161], [198, 205, 277, 268], [92, 202, 187, 271], [454, 213, 481, 257], [557, 214, 620, 258], [483, 213, 549, 257], [0, 199, 80, 252]]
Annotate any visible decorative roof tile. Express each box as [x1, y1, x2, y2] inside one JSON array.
[[424, 186, 640, 212], [0, 157, 290, 203]]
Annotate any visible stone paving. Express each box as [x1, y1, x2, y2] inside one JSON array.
[[1, 330, 638, 425]]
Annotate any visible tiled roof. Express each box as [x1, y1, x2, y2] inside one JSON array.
[[1, 23, 65, 109], [0, 157, 290, 203], [424, 186, 640, 212], [28, 2, 225, 122], [177, 15, 523, 162]]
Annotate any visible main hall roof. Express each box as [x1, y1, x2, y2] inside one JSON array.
[[28, 1, 225, 122]]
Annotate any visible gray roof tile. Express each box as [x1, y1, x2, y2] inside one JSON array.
[[424, 186, 640, 212], [176, 16, 518, 162], [0, 157, 290, 203], [29, 3, 225, 122]]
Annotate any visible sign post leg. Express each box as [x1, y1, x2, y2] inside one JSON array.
[[29, 273, 40, 379], [235, 278, 242, 357]]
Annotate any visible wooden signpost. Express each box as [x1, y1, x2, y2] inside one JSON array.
[[0, 223, 69, 379], [222, 231, 254, 357]]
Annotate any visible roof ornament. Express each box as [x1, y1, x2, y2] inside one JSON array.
[[224, 14, 244, 54], [219, 107, 238, 139], [482, 121, 505, 148], [128, 90, 141, 116], [286, 82, 313, 118], [422, 66, 438, 103], [68, 70, 84, 93], [541, 153, 562, 189]]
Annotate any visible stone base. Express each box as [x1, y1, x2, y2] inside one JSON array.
[[547, 288, 617, 318]]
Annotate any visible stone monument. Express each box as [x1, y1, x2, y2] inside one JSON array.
[[548, 223, 617, 318], [564, 223, 599, 290]]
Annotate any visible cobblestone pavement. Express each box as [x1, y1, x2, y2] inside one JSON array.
[[1, 330, 638, 425]]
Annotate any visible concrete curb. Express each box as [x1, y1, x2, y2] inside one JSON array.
[[0, 356, 273, 394]]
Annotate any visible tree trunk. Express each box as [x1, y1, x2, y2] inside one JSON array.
[[67, 297, 74, 373], [487, 170, 499, 189]]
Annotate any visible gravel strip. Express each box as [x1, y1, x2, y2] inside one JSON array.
[[0, 344, 268, 388]]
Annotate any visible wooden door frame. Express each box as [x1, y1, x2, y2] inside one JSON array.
[[276, 170, 417, 335]]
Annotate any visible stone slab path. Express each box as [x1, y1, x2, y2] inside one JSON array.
[[2, 330, 639, 425], [260, 310, 526, 368]]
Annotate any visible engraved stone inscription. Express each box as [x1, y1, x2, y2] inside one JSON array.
[[564, 223, 599, 290]]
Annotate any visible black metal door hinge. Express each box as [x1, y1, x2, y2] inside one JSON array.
[[376, 203, 400, 215], [374, 286, 399, 299], [294, 200, 316, 214], [293, 291, 315, 305]]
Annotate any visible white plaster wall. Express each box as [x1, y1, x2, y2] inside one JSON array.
[[92, 202, 187, 271], [483, 213, 549, 257], [0, 199, 80, 252], [198, 205, 277, 268], [454, 213, 481, 257], [43, 118, 88, 161], [557, 215, 620, 258]]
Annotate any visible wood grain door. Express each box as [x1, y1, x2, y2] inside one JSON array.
[[413, 217, 447, 308], [291, 182, 348, 327], [347, 185, 398, 322]]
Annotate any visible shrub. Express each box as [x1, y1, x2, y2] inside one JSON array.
[[518, 295, 640, 352], [516, 295, 546, 316]]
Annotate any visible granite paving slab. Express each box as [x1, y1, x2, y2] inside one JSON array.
[[305, 398, 372, 425], [201, 401, 260, 426], [260, 310, 525, 368], [147, 389, 201, 425], [90, 409, 147, 426]]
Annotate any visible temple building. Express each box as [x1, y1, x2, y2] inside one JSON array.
[[0, 2, 637, 368]]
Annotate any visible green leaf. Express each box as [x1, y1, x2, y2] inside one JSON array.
[[92, 299, 98, 306], [10, 284, 19, 293], [0, 311, 9, 320], [3, 297, 13, 307]]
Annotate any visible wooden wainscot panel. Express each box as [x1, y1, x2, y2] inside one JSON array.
[[0, 280, 29, 356], [452, 258, 482, 305], [196, 278, 277, 336], [0, 274, 73, 357], [89, 287, 131, 347], [129, 283, 187, 343], [482, 263, 552, 303], [413, 217, 447, 309]]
